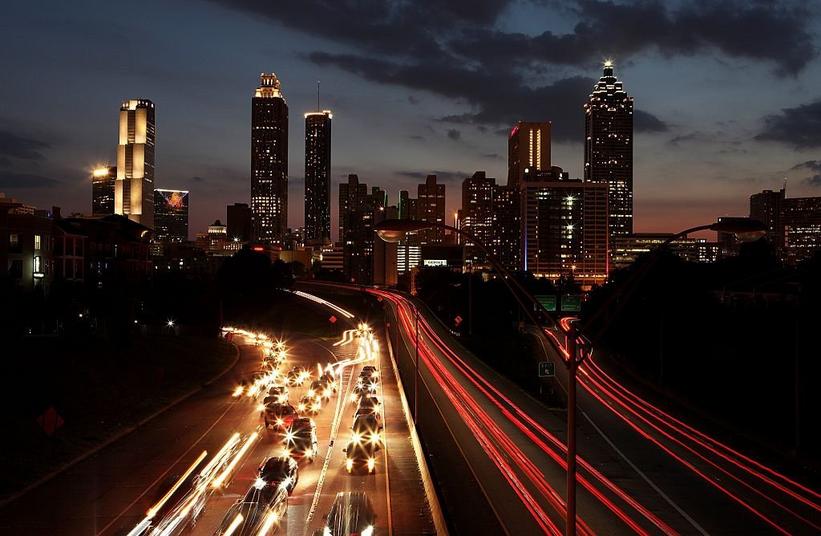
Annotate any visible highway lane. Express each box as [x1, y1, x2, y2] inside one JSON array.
[[539, 320, 821, 536], [0, 303, 429, 536], [371, 289, 688, 535]]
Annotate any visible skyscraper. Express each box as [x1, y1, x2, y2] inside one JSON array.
[[227, 202, 252, 242], [521, 174, 608, 285], [153, 189, 189, 243], [417, 174, 446, 245], [92, 166, 116, 216], [304, 110, 332, 244], [115, 99, 155, 227], [338, 174, 385, 283], [460, 171, 495, 267], [584, 61, 634, 250], [339, 173, 367, 240], [508, 121, 551, 187], [492, 184, 521, 272], [749, 188, 821, 264], [251, 73, 289, 243]]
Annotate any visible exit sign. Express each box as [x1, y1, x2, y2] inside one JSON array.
[[538, 361, 555, 378]]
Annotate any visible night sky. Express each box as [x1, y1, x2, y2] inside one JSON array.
[[2, 0, 821, 239]]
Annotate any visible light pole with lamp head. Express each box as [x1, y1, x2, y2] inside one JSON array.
[[375, 217, 766, 536]]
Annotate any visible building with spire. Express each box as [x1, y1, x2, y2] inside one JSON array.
[[251, 73, 289, 244], [508, 121, 551, 187], [584, 60, 634, 256], [304, 110, 332, 244], [115, 99, 155, 227]]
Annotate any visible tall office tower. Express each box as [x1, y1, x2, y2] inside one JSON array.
[[584, 60, 634, 250], [417, 174, 446, 244], [153, 189, 189, 243], [92, 166, 116, 216], [304, 110, 332, 244], [339, 173, 367, 239], [338, 174, 383, 283], [749, 188, 821, 264], [492, 184, 521, 272], [115, 99, 155, 227], [521, 175, 608, 286], [750, 188, 785, 251], [251, 73, 289, 243], [508, 121, 551, 187], [460, 171, 496, 267], [226, 202, 252, 242]]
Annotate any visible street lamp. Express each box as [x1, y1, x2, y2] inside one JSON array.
[[376, 217, 766, 536]]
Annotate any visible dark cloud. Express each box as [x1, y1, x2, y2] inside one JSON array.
[[756, 99, 821, 148], [206, 1, 821, 138], [407, 95, 420, 105], [804, 175, 821, 187], [311, 52, 665, 140], [396, 170, 469, 183], [454, 1, 814, 75], [0, 130, 51, 161], [190, 175, 206, 182], [446, 129, 461, 141], [0, 157, 10, 167], [791, 160, 821, 173], [481, 153, 502, 160], [408, 135, 425, 141], [0, 172, 60, 188]]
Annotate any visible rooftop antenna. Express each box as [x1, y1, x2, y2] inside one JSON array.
[[783, 177, 787, 195], [316, 80, 320, 111]]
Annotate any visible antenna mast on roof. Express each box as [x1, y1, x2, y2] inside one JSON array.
[[316, 80, 320, 111]]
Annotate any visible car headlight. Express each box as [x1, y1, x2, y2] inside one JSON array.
[[370, 432, 380, 444], [367, 457, 375, 471], [345, 458, 353, 472], [253, 477, 266, 490], [279, 476, 292, 489], [361, 526, 374, 536], [352, 432, 361, 443], [275, 418, 284, 426], [307, 389, 314, 398], [256, 403, 265, 412]]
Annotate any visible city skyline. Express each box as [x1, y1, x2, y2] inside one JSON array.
[[3, 2, 821, 238]]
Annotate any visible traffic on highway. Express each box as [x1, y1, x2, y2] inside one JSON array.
[[120, 322, 390, 536]]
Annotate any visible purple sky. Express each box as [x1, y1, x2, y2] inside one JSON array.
[[2, 0, 821, 240]]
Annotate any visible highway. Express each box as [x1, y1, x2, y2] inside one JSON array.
[[360, 286, 820, 535], [0, 291, 434, 536]]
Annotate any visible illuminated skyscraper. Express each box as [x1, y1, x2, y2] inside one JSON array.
[[251, 73, 289, 243], [153, 189, 189, 243], [460, 171, 495, 267], [508, 121, 551, 187], [92, 166, 116, 216], [304, 110, 332, 244], [115, 99, 155, 227], [417, 174, 446, 245], [339, 174, 385, 283], [584, 61, 634, 249]]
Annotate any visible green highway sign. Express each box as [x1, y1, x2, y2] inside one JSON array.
[[561, 294, 582, 312], [535, 294, 557, 312], [538, 361, 555, 378]]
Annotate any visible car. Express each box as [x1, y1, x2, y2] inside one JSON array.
[[309, 379, 333, 401], [265, 403, 298, 430], [353, 406, 382, 426], [257, 455, 299, 495], [322, 492, 376, 536], [357, 396, 380, 412], [283, 418, 319, 461], [352, 412, 382, 434], [343, 440, 379, 474], [351, 381, 377, 400], [297, 395, 321, 415], [267, 386, 289, 403], [318, 371, 337, 392], [243, 479, 289, 512], [360, 366, 379, 383]]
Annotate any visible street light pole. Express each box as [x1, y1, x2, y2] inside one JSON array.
[[415, 305, 420, 423], [566, 327, 579, 536]]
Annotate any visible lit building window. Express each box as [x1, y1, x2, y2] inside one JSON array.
[[34, 234, 41, 250]]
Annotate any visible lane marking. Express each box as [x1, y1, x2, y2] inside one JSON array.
[[376, 343, 393, 536], [303, 349, 353, 532]]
